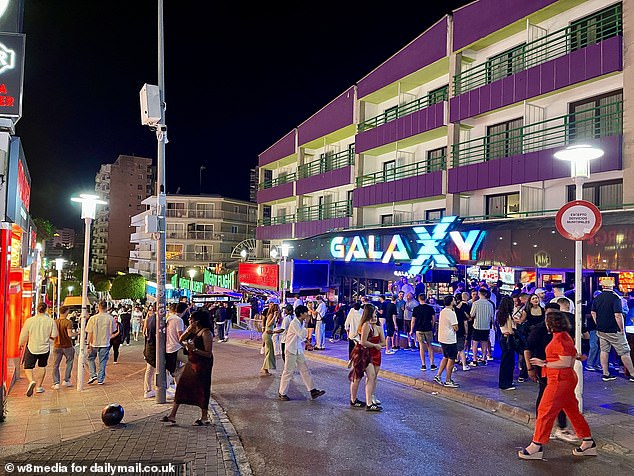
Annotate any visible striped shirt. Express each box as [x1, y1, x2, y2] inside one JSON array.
[[471, 299, 495, 331]]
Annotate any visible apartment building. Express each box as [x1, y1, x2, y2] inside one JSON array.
[[256, 0, 633, 300], [92, 154, 154, 275], [129, 194, 257, 280], [47, 228, 76, 249]]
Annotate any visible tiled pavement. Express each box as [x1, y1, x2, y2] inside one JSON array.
[[0, 341, 245, 476], [226, 328, 634, 457]]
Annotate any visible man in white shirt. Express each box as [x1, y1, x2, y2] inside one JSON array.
[[314, 296, 328, 351], [433, 295, 460, 388], [278, 305, 326, 401], [19, 302, 58, 396], [344, 301, 363, 358], [85, 300, 117, 385], [293, 294, 304, 310], [551, 284, 575, 313], [166, 302, 187, 386], [279, 305, 294, 361]]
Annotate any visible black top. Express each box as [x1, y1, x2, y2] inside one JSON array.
[[412, 303, 435, 332], [526, 321, 550, 360], [454, 303, 468, 338], [591, 290, 622, 333], [414, 283, 426, 299], [119, 312, 131, 326], [562, 311, 587, 340], [385, 302, 397, 319]]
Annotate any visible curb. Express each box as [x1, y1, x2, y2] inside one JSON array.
[[224, 338, 633, 457], [209, 397, 253, 476]]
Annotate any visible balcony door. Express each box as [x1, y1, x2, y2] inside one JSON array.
[[486, 118, 523, 160]]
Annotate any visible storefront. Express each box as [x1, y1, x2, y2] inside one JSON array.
[[166, 269, 237, 300], [283, 212, 634, 301]]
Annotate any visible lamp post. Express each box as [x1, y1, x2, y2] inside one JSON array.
[[71, 193, 107, 391], [281, 244, 290, 306], [554, 144, 604, 412], [67, 286, 74, 296], [55, 258, 65, 319], [188, 268, 196, 296]]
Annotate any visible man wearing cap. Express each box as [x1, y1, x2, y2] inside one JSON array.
[[550, 284, 574, 314], [591, 282, 634, 382]]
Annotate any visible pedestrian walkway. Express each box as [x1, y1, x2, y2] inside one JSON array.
[[0, 341, 243, 475], [225, 328, 634, 456]]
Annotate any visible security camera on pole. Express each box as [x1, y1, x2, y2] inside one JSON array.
[[139, 0, 168, 404]]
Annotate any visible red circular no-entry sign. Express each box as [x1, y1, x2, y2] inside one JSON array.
[[555, 200, 602, 241]]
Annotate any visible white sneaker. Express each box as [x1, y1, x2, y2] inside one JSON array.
[[462, 365, 470, 371], [62, 381, 73, 387], [51, 383, 60, 390], [144, 391, 156, 398], [554, 427, 579, 443], [35, 387, 45, 393]]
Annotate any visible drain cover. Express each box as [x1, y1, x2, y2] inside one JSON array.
[[39, 408, 69, 415]]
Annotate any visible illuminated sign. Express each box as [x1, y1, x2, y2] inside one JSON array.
[[5, 137, 30, 229], [238, 263, 279, 290], [329, 216, 485, 275], [0, 33, 23, 118]]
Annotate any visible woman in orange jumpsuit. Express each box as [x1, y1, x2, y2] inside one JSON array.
[[518, 310, 596, 460]]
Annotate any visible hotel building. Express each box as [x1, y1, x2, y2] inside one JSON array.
[[255, 0, 634, 300]]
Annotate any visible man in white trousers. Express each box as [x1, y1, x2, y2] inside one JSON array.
[[278, 305, 326, 401]]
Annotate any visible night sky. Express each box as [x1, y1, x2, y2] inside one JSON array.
[[17, 1, 471, 229]]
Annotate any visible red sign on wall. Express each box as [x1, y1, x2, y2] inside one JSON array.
[[238, 263, 279, 290]]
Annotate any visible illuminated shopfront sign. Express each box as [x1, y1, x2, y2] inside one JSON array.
[[329, 216, 485, 275]]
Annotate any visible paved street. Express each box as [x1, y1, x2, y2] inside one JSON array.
[[0, 341, 240, 476], [212, 339, 634, 476], [226, 328, 634, 456]]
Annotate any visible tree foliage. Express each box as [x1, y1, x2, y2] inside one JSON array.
[[110, 274, 146, 300], [47, 280, 82, 302], [32, 217, 56, 243], [94, 279, 112, 292]]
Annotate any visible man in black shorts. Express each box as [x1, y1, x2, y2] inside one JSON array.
[[433, 295, 459, 387], [385, 296, 398, 354], [19, 302, 58, 396], [410, 294, 437, 370]]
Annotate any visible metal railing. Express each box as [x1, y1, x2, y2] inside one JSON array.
[[297, 148, 355, 179], [297, 200, 353, 222], [358, 87, 448, 132], [166, 208, 255, 222], [167, 252, 233, 262], [452, 100, 622, 167], [258, 172, 297, 190], [356, 155, 446, 187], [453, 4, 622, 96], [258, 214, 296, 226]]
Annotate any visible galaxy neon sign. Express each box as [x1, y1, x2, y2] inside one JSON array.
[[330, 216, 485, 275]]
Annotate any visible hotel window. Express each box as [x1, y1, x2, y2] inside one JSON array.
[[425, 209, 445, 221], [486, 44, 525, 83], [570, 4, 622, 51], [381, 214, 393, 225], [566, 179, 622, 209], [195, 244, 211, 260], [231, 225, 239, 234], [486, 118, 523, 160], [383, 160, 396, 181], [569, 90, 622, 141], [195, 203, 214, 218], [262, 205, 271, 225], [384, 105, 398, 123], [486, 192, 520, 217], [166, 244, 183, 260], [428, 85, 448, 105], [167, 202, 186, 217], [426, 147, 447, 172]]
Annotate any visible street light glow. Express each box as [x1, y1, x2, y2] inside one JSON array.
[[554, 144, 604, 162], [188, 268, 196, 279], [270, 248, 278, 259], [71, 194, 108, 220]]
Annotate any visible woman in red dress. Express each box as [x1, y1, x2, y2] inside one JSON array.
[[348, 304, 385, 412], [518, 311, 596, 459]]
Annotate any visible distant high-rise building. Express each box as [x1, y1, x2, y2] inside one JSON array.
[[91, 154, 154, 275], [47, 227, 75, 249]]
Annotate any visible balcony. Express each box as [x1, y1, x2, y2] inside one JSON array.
[[257, 173, 296, 204], [165, 209, 255, 222], [448, 101, 622, 193], [167, 252, 233, 263], [354, 155, 445, 207], [296, 149, 354, 195], [295, 200, 352, 239], [130, 249, 153, 260], [451, 4, 622, 121]]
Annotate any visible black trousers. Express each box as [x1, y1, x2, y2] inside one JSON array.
[[111, 340, 121, 362], [281, 343, 286, 361], [536, 368, 567, 429], [499, 335, 516, 389], [123, 324, 131, 344], [348, 339, 356, 359]]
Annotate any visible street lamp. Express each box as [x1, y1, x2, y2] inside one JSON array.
[[240, 248, 247, 261], [281, 244, 290, 305], [71, 193, 107, 391], [55, 258, 65, 320], [188, 268, 196, 295], [554, 144, 604, 411], [67, 285, 74, 296]]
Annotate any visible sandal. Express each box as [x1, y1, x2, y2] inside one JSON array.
[[160, 416, 176, 424], [573, 439, 597, 456], [193, 419, 211, 426], [518, 443, 543, 460], [366, 403, 382, 412]]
